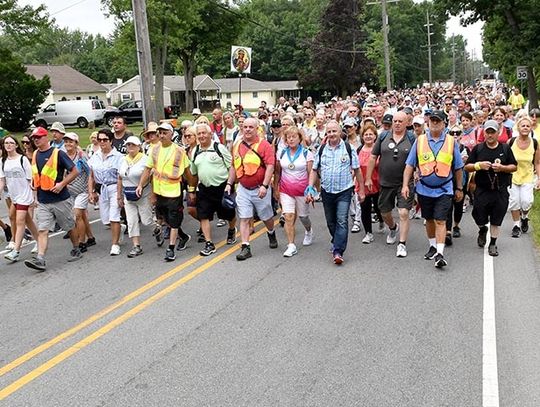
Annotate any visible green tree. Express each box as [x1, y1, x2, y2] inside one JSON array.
[[434, 0, 539, 108], [0, 47, 50, 131], [0, 0, 49, 45]]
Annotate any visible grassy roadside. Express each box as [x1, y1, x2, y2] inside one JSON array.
[[530, 190, 540, 247]]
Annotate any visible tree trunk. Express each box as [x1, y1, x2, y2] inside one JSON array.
[[182, 52, 196, 113], [527, 67, 538, 109], [153, 42, 167, 120]]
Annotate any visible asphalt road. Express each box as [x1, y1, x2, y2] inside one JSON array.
[[0, 199, 539, 406]]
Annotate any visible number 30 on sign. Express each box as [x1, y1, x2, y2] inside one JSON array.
[[517, 66, 528, 80]]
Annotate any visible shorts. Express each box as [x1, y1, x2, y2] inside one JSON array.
[[508, 183, 534, 212], [378, 184, 414, 213], [155, 194, 183, 229], [280, 192, 310, 217], [472, 188, 509, 227], [236, 184, 274, 221], [73, 192, 89, 210], [36, 198, 75, 232], [196, 182, 236, 221], [14, 203, 30, 211], [417, 194, 453, 221]]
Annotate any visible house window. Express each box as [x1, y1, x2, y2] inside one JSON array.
[[226, 93, 231, 99], [76, 97, 81, 100], [121, 93, 132, 101], [252, 92, 258, 98]]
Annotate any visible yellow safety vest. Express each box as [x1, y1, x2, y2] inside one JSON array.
[[151, 143, 185, 197], [31, 149, 59, 191], [417, 134, 454, 178]]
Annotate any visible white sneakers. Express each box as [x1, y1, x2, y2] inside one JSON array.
[[5, 241, 15, 250], [396, 243, 407, 257], [110, 244, 121, 256], [283, 244, 298, 257], [303, 230, 313, 246], [386, 224, 399, 244], [362, 232, 374, 244]]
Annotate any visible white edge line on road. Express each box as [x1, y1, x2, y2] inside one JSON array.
[[482, 230, 500, 407], [0, 218, 101, 256]]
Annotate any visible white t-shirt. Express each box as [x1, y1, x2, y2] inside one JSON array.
[[118, 153, 149, 187], [0, 155, 33, 205]]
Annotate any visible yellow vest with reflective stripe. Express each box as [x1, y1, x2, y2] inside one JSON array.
[[151, 143, 185, 197], [31, 149, 59, 191], [417, 134, 454, 178]]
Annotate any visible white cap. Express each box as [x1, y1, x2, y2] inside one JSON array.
[[125, 136, 142, 146], [412, 115, 424, 125], [156, 122, 174, 132], [63, 132, 79, 142], [192, 108, 201, 115]]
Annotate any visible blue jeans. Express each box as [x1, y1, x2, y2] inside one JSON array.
[[321, 187, 353, 255]]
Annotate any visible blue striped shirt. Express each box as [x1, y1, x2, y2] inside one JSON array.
[[88, 149, 123, 185], [313, 140, 359, 194]]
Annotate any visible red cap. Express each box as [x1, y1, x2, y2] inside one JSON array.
[[31, 127, 48, 137]]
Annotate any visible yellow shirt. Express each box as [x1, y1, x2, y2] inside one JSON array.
[[146, 143, 190, 197], [508, 93, 525, 110], [510, 138, 535, 185]]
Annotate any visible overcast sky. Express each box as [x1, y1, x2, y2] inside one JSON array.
[[18, 0, 484, 58]]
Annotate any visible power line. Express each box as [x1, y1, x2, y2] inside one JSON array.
[[50, 0, 90, 16]]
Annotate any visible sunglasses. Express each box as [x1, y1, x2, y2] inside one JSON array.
[[97, 138, 110, 142], [22, 140, 30, 144], [392, 148, 399, 160], [449, 131, 462, 136]]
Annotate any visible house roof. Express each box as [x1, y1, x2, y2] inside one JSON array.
[[25, 65, 107, 94], [109, 75, 220, 93], [214, 78, 301, 93]]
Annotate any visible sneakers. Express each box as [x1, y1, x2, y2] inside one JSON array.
[[362, 232, 374, 244], [452, 226, 461, 238], [68, 248, 83, 262], [119, 224, 127, 243], [351, 222, 361, 233], [521, 217, 529, 233], [216, 219, 227, 227], [63, 231, 71, 239], [424, 246, 437, 260], [3, 224, 12, 242], [386, 224, 399, 245], [283, 243, 297, 257], [79, 242, 88, 253], [110, 244, 121, 256], [477, 226, 488, 248], [164, 247, 176, 261], [488, 244, 499, 257], [396, 243, 407, 258], [236, 244, 252, 261], [31, 243, 38, 255], [176, 234, 191, 251], [267, 231, 278, 249], [86, 237, 96, 247], [511, 225, 521, 238], [333, 252, 344, 265], [5, 241, 15, 251], [200, 241, 216, 256], [153, 226, 165, 247], [303, 230, 313, 246], [127, 246, 143, 258], [24, 257, 46, 272], [377, 222, 385, 234], [163, 225, 171, 240], [227, 227, 237, 245], [434, 253, 448, 268], [4, 250, 19, 263], [445, 234, 453, 246]]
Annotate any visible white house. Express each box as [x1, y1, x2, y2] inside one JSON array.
[[26, 65, 108, 109]]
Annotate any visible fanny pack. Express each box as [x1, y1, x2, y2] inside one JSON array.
[[123, 186, 140, 201]]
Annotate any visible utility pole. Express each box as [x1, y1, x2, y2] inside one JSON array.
[[451, 35, 456, 84], [424, 10, 434, 87], [132, 0, 156, 126], [381, 0, 392, 91]]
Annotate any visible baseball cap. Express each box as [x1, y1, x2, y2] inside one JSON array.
[[382, 114, 393, 125], [271, 119, 282, 128], [430, 110, 447, 122], [62, 132, 79, 142], [343, 117, 357, 127], [192, 108, 201, 116], [412, 116, 424, 125], [402, 107, 414, 115], [50, 122, 66, 134], [156, 122, 174, 132], [125, 136, 142, 146], [483, 119, 499, 132], [363, 117, 376, 124], [31, 127, 48, 137]]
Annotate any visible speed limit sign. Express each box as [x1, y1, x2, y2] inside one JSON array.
[[517, 66, 528, 80]]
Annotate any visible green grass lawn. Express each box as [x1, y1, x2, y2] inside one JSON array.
[[530, 190, 540, 246]]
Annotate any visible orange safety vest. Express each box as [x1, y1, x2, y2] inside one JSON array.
[[31, 149, 59, 191], [151, 143, 185, 197], [417, 133, 454, 178], [233, 139, 264, 178]]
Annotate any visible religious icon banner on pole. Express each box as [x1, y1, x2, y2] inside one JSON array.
[[231, 46, 252, 74]]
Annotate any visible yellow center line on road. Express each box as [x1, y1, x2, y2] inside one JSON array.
[[0, 222, 261, 378], [0, 224, 273, 400]]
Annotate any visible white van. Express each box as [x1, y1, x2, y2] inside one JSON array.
[[34, 99, 106, 128]]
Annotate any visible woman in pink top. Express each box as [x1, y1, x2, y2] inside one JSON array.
[[358, 123, 383, 244]]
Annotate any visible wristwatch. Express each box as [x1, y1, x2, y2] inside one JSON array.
[[262, 184, 269, 189]]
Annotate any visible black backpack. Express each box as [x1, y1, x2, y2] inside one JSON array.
[[508, 136, 538, 163], [192, 142, 226, 166]]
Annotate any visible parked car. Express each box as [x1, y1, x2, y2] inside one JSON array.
[[104, 100, 173, 127], [34, 99, 106, 128]]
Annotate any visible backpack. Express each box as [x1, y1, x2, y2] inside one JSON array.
[[192, 142, 226, 166], [316, 141, 353, 177], [378, 129, 416, 146], [1, 155, 26, 172], [508, 136, 538, 163]]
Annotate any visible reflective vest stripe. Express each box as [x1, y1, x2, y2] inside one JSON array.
[[31, 149, 59, 191]]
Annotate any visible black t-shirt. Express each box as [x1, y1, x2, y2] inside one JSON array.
[[466, 142, 517, 190], [372, 132, 415, 187], [35, 147, 75, 203], [111, 131, 133, 154]]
